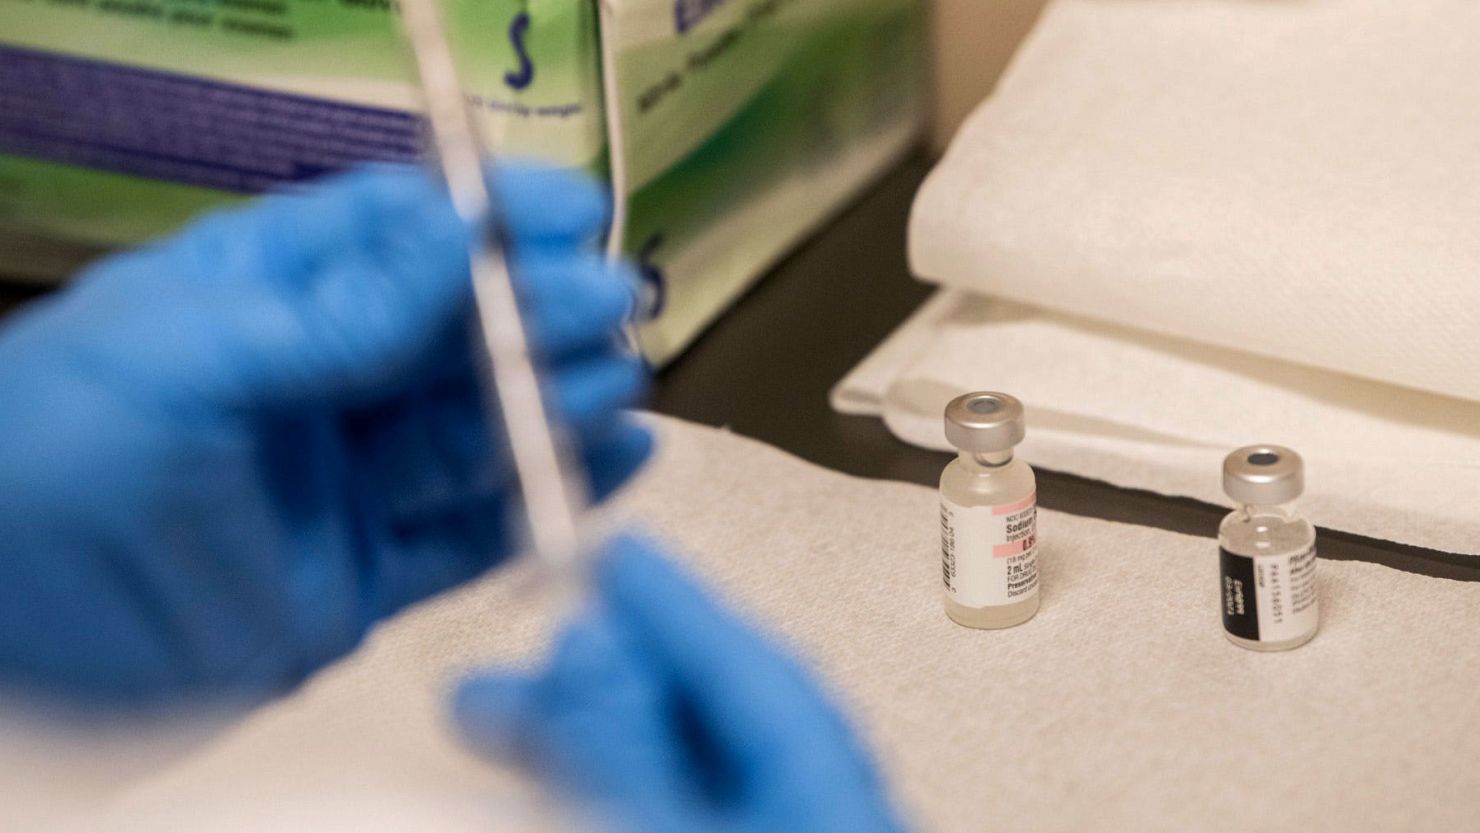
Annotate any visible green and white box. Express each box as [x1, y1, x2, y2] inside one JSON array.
[[0, 0, 925, 362]]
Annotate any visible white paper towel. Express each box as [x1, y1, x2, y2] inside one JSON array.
[[36, 416, 1480, 832], [833, 291, 1480, 555], [908, 0, 1480, 402]]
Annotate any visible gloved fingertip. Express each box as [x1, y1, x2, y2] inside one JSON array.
[[591, 535, 775, 689], [452, 673, 537, 752], [585, 421, 655, 502], [548, 612, 628, 674], [593, 532, 673, 599], [520, 250, 632, 312], [552, 354, 650, 430], [592, 261, 645, 326], [491, 162, 611, 243], [520, 261, 641, 358], [610, 260, 647, 325]]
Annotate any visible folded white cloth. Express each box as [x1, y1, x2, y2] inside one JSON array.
[[42, 417, 1480, 832], [909, 0, 1480, 402], [838, 0, 1480, 554], [833, 291, 1480, 555]]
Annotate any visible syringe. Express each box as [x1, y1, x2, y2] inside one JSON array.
[[398, 0, 590, 598]]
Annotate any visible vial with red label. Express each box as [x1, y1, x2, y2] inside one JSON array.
[[939, 392, 1040, 629], [1218, 445, 1320, 651]]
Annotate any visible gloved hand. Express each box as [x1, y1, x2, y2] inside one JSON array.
[[455, 535, 907, 833], [0, 164, 650, 706]]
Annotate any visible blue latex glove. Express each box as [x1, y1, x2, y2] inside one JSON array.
[[455, 535, 907, 833], [0, 164, 651, 707]]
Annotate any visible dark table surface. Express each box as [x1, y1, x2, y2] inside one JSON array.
[[3, 154, 1475, 582]]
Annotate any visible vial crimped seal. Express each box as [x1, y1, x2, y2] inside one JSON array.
[[939, 392, 1040, 630], [1217, 445, 1319, 652]]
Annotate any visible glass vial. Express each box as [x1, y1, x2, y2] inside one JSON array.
[[1218, 445, 1319, 651], [939, 392, 1040, 629]]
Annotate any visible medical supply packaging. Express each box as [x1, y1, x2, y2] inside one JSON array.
[[0, 0, 925, 362]]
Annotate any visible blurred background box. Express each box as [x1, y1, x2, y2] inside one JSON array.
[[0, 0, 928, 363]]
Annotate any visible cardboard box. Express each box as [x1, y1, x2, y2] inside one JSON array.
[[0, 0, 925, 361]]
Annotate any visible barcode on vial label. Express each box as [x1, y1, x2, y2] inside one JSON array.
[[940, 503, 958, 590], [941, 493, 1039, 608]]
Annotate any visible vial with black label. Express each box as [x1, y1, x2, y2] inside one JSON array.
[[939, 392, 1039, 629], [1218, 445, 1319, 651]]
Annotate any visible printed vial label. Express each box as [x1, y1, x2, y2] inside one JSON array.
[[1219, 546, 1319, 643], [940, 492, 1038, 608]]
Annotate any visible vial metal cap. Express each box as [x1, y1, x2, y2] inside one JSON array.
[[1223, 445, 1304, 506], [944, 392, 1026, 453]]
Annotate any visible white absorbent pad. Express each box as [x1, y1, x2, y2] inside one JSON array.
[[832, 291, 1480, 555], [908, 0, 1480, 403], [35, 417, 1480, 832]]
